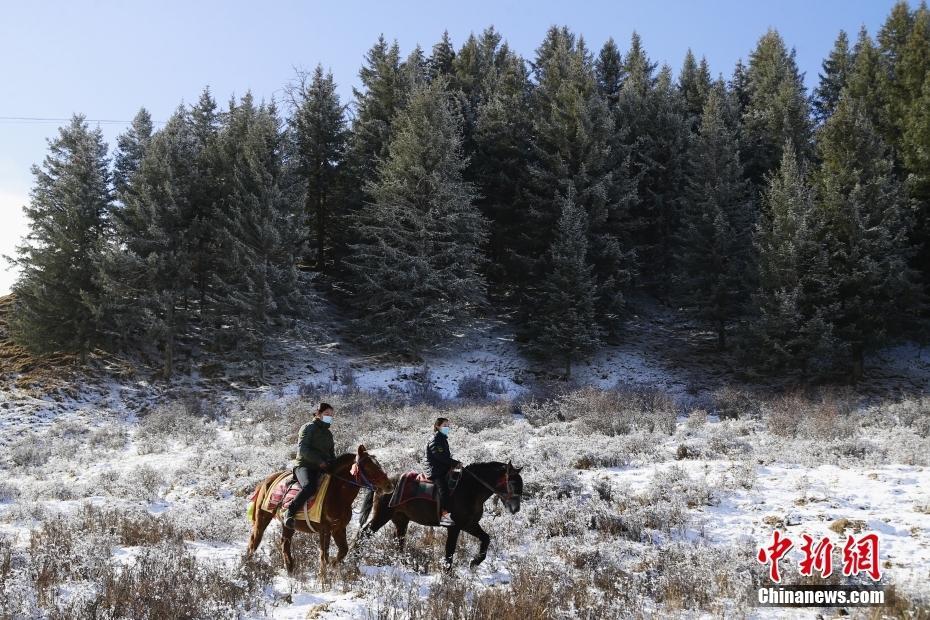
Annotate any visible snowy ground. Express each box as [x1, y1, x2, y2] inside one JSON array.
[[1, 382, 929, 618]]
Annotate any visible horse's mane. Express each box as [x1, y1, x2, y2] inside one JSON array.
[[464, 461, 508, 476], [330, 453, 357, 472]]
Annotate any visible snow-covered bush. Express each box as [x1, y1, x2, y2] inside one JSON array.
[[456, 373, 506, 400], [548, 385, 677, 436]]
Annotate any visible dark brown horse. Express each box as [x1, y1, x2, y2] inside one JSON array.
[[247, 445, 393, 575], [358, 461, 523, 568]]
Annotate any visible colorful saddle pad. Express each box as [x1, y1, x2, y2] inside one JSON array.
[[388, 471, 438, 507], [258, 471, 330, 524]]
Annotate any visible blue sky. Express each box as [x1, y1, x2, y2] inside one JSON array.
[[0, 0, 902, 292]]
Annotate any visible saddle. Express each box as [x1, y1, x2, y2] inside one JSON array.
[[259, 471, 331, 527], [388, 468, 461, 509]]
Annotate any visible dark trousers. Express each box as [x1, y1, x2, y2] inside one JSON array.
[[432, 472, 451, 511], [287, 466, 321, 516]]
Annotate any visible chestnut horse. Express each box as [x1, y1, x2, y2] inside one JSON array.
[[246, 445, 392, 574], [358, 461, 523, 568]]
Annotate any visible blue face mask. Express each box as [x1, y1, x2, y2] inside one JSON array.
[[321, 415, 333, 425], [440, 426, 450, 436]]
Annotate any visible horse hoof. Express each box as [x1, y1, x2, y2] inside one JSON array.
[[469, 556, 485, 568]]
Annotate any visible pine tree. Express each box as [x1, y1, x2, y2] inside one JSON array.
[[113, 108, 154, 203], [522, 26, 633, 331], [346, 80, 486, 351], [452, 27, 509, 159], [740, 30, 813, 190], [342, 37, 405, 264], [813, 30, 854, 123], [428, 30, 456, 79], [401, 45, 429, 93], [847, 28, 889, 138], [187, 87, 224, 331], [531, 189, 600, 377], [748, 143, 835, 375], [679, 49, 712, 125], [348, 36, 404, 195], [729, 59, 751, 121], [595, 37, 624, 109], [102, 108, 198, 376], [815, 95, 919, 379], [615, 45, 689, 299], [291, 65, 347, 272], [8, 116, 111, 359], [212, 99, 304, 381], [677, 89, 752, 348], [471, 49, 533, 287]]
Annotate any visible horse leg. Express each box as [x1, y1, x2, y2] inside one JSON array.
[[464, 522, 491, 568], [392, 514, 410, 552], [281, 525, 296, 575], [443, 526, 461, 570], [247, 509, 273, 556], [332, 527, 349, 565], [318, 531, 331, 577]]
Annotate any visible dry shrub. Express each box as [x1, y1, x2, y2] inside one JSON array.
[[765, 390, 855, 440], [711, 385, 761, 420], [553, 385, 677, 436], [456, 374, 506, 400]]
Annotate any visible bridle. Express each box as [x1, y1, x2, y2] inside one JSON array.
[[464, 464, 521, 502], [331, 453, 387, 491]]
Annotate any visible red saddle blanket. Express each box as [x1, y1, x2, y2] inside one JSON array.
[[261, 472, 323, 516], [388, 471, 437, 507]]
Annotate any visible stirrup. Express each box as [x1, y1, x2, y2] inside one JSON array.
[[283, 515, 296, 530], [439, 512, 455, 527]]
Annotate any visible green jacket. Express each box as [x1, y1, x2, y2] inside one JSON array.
[[295, 418, 335, 468]]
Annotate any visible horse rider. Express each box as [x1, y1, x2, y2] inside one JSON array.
[[426, 417, 461, 527], [284, 402, 336, 529]]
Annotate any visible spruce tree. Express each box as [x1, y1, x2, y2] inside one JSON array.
[[815, 96, 919, 378], [471, 50, 533, 287], [679, 49, 712, 126], [677, 89, 752, 349], [615, 45, 689, 299], [187, 87, 224, 330], [523, 26, 633, 332], [103, 109, 198, 376], [595, 37, 624, 109], [813, 30, 854, 123], [428, 30, 456, 79], [342, 36, 404, 261], [847, 28, 889, 138], [749, 144, 836, 375], [113, 108, 154, 204], [346, 80, 486, 351], [531, 189, 600, 377], [8, 116, 111, 359], [740, 30, 813, 190], [291, 65, 347, 272], [212, 99, 304, 381]]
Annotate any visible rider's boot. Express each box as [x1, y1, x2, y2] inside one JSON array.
[[439, 510, 456, 527]]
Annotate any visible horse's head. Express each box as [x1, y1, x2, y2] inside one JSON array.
[[500, 460, 523, 514], [353, 445, 393, 494]]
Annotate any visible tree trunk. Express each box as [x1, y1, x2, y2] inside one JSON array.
[[851, 343, 865, 382], [164, 304, 174, 379], [317, 187, 327, 273]]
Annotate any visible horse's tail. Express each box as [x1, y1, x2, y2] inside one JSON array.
[[247, 471, 287, 523]]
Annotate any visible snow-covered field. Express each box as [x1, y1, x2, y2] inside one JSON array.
[[1, 379, 929, 618]]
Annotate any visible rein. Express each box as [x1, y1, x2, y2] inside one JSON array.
[[463, 465, 517, 502], [327, 456, 379, 490]]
